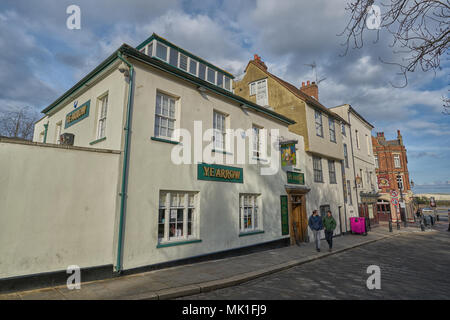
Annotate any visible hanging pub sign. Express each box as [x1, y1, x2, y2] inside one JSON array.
[[280, 142, 296, 167], [287, 171, 305, 185], [65, 100, 90, 128], [197, 163, 243, 183], [378, 174, 390, 189]]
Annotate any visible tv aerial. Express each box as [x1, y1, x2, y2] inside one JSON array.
[[304, 61, 326, 84]]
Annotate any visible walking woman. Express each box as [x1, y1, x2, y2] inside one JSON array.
[[323, 210, 337, 252]]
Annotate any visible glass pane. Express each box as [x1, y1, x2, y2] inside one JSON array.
[[217, 73, 223, 87], [187, 222, 192, 236], [177, 208, 183, 220], [162, 96, 169, 116], [148, 43, 153, 56], [198, 63, 206, 80], [158, 224, 164, 240], [158, 208, 165, 223], [156, 42, 167, 60], [169, 48, 178, 67], [189, 60, 197, 75], [188, 208, 193, 221], [176, 222, 183, 237], [207, 68, 215, 83], [156, 95, 161, 115], [169, 99, 175, 118], [169, 223, 176, 237], [254, 207, 258, 229], [188, 194, 195, 207], [159, 193, 166, 207], [224, 77, 231, 90]]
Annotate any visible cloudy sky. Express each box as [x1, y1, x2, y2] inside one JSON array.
[[1, 0, 448, 190]]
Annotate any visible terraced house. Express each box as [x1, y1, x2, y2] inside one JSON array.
[[1, 34, 311, 291], [234, 55, 348, 243]]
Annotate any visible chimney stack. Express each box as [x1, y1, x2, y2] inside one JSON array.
[[252, 54, 267, 70], [397, 129, 403, 145], [300, 80, 319, 100]]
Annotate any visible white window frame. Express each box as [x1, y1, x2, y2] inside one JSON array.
[[313, 156, 323, 183], [375, 156, 379, 169], [213, 110, 227, 151], [252, 125, 263, 158], [207, 67, 216, 84], [329, 118, 336, 142], [96, 94, 108, 140], [148, 41, 154, 56], [169, 47, 179, 67], [239, 194, 261, 233], [154, 92, 177, 140], [315, 110, 323, 137], [158, 191, 198, 243], [188, 58, 198, 76], [224, 77, 231, 91], [394, 154, 401, 168], [328, 160, 337, 184]]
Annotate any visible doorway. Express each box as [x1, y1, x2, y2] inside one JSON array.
[[288, 193, 308, 244]]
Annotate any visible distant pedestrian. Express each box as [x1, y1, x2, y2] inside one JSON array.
[[308, 210, 323, 252], [323, 211, 337, 252]]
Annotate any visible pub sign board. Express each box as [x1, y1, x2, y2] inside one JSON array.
[[287, 171, 305, 185], [197, 163, 243, 183], [65, 100, 90, 128]]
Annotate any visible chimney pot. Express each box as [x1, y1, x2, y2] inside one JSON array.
[[302, 82, 305, 87], [307, 80, 310, 85]]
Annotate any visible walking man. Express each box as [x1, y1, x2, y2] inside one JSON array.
[[308, 210, 323, 252], [447, 209, 450, 232], [323, 210, 337, 252]]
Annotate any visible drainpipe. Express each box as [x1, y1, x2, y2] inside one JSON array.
[[43, 122, 49, 143], [347, 109, 360, 212], [115, 52, 134, 273]]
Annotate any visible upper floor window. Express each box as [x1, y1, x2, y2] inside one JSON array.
[[315, 111, 323, 137], [169, 48, 178, 67], [366, 134, 371, 155], [329, 118, 336, 142], [249, 79, 268, 106], [252, 125, 263, 158], [154, 92, 176, 140], [148, 42, 153, 56], [207, 67, 216, 84], [343, 143, 349, 168], [213, 111, 226, 150], [328, 160, 337, 184], [394, 154, 401, 168], [375, 156, 379, 169], [313, 156, 323, 183], [97, 94, 108, 139], [341, 124, 346, 136], [217, 72, 224, 88], [355, 130, 360, 149], [224, 77, 231, 91], [189, 59, 197, 75], [156, 42, 168, 61], [198, 63, 206, 80]]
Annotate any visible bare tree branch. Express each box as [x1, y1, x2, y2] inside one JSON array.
[[0, 107, 40, 140], [340, 0, 450, 93]]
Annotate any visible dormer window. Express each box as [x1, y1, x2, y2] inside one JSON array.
[[179, 54, 188, 71], [156, 42, 168, 61], [198, 63, 206, 80], [189, 59, 197, 75], [224, 77, 231, 91], [217, 72, 224, 88], [207, 67, 216, 84], [169, 48, 178, 67]]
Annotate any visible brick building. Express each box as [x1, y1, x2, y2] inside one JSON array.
[[372, 130, 414, 223]]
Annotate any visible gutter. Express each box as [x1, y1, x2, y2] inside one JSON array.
[[115, 52, 134, 273]]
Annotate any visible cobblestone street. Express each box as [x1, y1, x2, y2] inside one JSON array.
[[181, 225, 450, 300]]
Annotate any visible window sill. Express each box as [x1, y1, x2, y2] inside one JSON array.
[[151, 137, 180, 145], [90, 137, 106, 145], [212, 149, 233, 155], [239, 230, 264, 237], [156, 239, 202, 248]]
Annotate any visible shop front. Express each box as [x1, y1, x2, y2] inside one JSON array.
[[359, 192, 380, 227], [284, 186, 310, 245]]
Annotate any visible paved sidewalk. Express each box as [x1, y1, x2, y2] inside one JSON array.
[[0, 225, 429, 300]]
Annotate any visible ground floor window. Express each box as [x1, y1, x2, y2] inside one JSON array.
[[239, 194, 260, 233], [320, 204, 331, 219], [158, 191, 197, 242]]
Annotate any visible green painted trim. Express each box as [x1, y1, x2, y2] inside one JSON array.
[[64, 100, 90, 129], [89, 137, 106, 145], [151, 136, 180, 145], [121, 46, 295, 126], [115, 52, 134, 273], [43, 123, 49, 143], [136, 33, 235, 79], [239, 230, 265, 237], [42, 50, 120, 114], [157, 239, 202, 248], [212, 149, 233, 155], [287, 171, 305, 185], [197, 163, 243, 183]]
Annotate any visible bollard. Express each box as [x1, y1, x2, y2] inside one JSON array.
[[437, 215, 440, 222], [396, 221, 400, 230], [389, 220, 393, 232]]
